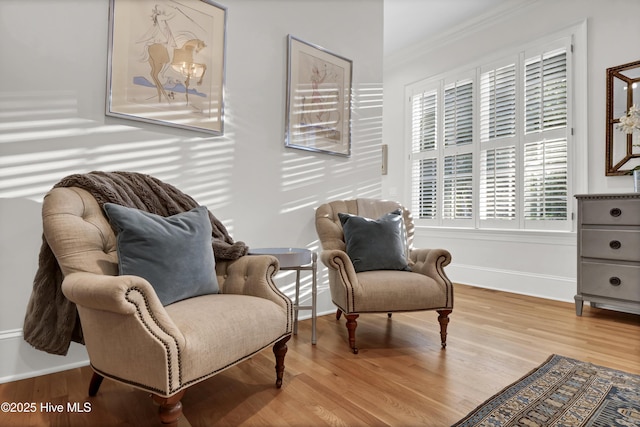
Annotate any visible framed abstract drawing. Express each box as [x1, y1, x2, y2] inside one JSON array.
[[106, 0, 227, 135], [285, 35, 352, 157]]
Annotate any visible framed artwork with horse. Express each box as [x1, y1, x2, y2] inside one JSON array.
[[106, 0, 226, 135]]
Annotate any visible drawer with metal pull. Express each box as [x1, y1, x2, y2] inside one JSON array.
[[581, 229, 640, 262], [581, 199, 640, 225], [580, 262, 640, 301]]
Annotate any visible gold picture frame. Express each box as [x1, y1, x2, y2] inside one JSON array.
[[106, 0, 226, 134], [285, 35, 352, 157]]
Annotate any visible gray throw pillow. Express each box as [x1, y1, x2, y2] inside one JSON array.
[[103, 203, 219, 306], [338, 209, 411, 273]]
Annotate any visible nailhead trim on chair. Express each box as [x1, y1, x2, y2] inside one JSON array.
[[95, 286, 294, 396], [332, 254, 454, 315], [333, 255, 357, 313], [262, 262, 294, 332], [435, 254, 453, 308], [125, 287, 183, 394]]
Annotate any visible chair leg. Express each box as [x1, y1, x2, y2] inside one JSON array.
[[273, 335, 291, 388], [344, 314, 359, 354], [152, 390, 186, 427], [88, 372, 104, 397], [437, 309, 452, 348], [336, 309, 342, 320]]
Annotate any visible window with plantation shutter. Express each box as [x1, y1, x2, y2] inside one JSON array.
[[444, 80, 473, 147], [523, 48, 568, 224], [442, 79, 474, 224], [480, 147, 516, 220], [412, 158, 437, 219], [410, 89, 438, 219], [525, 50, 567, 133], [480, 61, 517, 223], [406, 33, 575, 231], [443, 153, 473, 219], [523, 138, 568, 220], [481, 64, 516, 140], [412, 91, 437, 152]]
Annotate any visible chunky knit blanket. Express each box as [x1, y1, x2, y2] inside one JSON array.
[[23, 171, 248, 355]]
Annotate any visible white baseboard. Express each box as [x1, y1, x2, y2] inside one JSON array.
[[0, 329, 89, 384], [447, 263, 576, 303]]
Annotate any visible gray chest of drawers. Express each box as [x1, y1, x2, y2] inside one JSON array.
[[575, 193, 640, 315]]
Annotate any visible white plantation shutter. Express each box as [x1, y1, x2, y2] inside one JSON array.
[[443, 153, 473, 219], [480, 147, 516, 220], [410, 90, 438, 219], [411, 91, 437, 152], [481, 64, 516, 140], [523, 138, 568, 220], [444, 80, 473, 147], [411, 157, 437, 219], [525, 50, 567, 132], [441, 78, 474, 224], [480, 62, 517, 223], [523, 48, 568, 224]]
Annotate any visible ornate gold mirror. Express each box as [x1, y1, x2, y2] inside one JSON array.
[[606, 60, 640, 175]]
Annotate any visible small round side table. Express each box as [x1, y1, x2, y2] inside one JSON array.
[[248, 248, 317, 344]]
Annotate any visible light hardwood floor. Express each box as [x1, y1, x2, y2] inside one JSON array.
[[1, 284, 639, 426]]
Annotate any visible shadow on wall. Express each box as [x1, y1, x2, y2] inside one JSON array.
[[0, 91, 237, 209], [277, 82, 384, 213], [0, 88, 242, 314], [268, 83, 385, 316], [0, 90, 240, 314]]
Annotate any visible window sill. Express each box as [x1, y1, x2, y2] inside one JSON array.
[[414, 225, 576, 246]]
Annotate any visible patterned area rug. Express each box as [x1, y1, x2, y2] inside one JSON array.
[[453, 354, 640, 427]]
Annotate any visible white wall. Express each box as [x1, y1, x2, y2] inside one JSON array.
[[382, 0, 640, 301], [0, 0, 383, 383]]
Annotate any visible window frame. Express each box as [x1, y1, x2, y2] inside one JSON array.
[[405, 26, 584, 233]]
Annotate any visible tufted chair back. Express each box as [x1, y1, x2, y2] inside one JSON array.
[[43, 187, 118, 277], [315, 198, 415, 252]]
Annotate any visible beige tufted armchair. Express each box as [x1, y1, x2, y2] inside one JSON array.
[[40, 186, 293, 426], [315, 198, 453, 354]]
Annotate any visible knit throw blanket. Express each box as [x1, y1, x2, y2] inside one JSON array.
[[23, 171, 248, 356]]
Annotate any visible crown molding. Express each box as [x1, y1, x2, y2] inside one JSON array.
[[385, 0, 539, 70]]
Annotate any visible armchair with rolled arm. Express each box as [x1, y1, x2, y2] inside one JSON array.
[[315, 198, 453, 354], [39, 185, 293, 427]]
